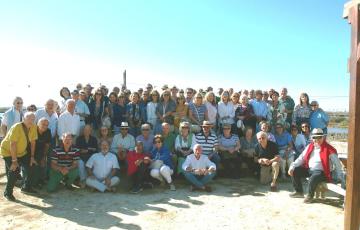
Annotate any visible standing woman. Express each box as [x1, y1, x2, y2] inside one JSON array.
[[174, 94, 189, 129], [147, 90, 160, 133], [188, 93, 208, 129], [155, 90, 176, 134], [59, 87, 71, 113], [127, 92, 144, 137], [1, 97, 24, 136], [218, 90, 235, 133], [235, 95, 256, 133], [204, 91, 218, 133], [107, 92, 118, 128], [88, 88, 109, 133], [292, 93, 311, 129]]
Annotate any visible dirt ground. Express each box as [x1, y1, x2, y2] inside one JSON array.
[[0, 142, 346, 230]]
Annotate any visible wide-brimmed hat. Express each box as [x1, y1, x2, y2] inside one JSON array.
[[120, 122, 129, 128], [201, 121, 213, 127], [311, 128, 326, 138]]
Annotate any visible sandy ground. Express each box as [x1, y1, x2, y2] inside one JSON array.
[[0, 142, 347, 230]]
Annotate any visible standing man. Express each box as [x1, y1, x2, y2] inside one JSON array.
[[1, 97, 24, 136], [57, 99, 80, 142], [1, 112, 38, 201], [86, 140, 120, 192], [250, 90, 268, 126], [47, 133, 80, 192], [71, 90, 90, 130], [279, 87, 295, 126], [288, 128, 344, 203], [309, 101, 329, 134]]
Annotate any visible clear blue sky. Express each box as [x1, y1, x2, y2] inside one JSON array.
[[0, 0, 350, 111]]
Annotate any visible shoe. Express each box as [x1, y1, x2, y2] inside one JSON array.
[[131, 187, 143, 194], [65, 184, 75, 191], [289, 192, 304, 198], [79, 181, 86, 189], [4, 193, 16, 202], [21, 187, 38, 194], [304, 195, 314, 204], [169, 183, 176, 191], [270, 185, 277, 192], [205, 186, 212, 193]]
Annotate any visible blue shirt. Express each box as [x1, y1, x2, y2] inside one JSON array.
[[250, 99, 268, 118], [151, 145, 173, 169], [310, 109, 329, 130], [275, 131, 292, 149]]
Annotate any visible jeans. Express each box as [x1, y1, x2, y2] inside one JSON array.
[[78, 159, 87, 181], [207, 152, 221, 168], [183, 171, 216, 188], [3, 154, 31, 196], [291, 167, 326, 197]]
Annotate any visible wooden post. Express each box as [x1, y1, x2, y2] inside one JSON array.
[[123, 70, 127, 88], [344, 1, 360, 229]]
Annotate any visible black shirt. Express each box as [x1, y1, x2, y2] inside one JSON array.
[[35, 128, 51, 160], [75, 135, 98, 162], [255, 141, 279, 160]]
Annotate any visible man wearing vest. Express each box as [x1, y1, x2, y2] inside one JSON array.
[[288, 128, 343, 203]]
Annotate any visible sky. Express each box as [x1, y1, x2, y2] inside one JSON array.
[[0, 0, 351, 111]]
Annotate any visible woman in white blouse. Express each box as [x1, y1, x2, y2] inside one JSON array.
[[217, 90, 235, 133]]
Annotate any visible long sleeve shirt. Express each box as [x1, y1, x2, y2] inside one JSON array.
[[182, 154, 216, 171], [218, 101, 235, 124], [250, 99, 268, 118], [310, 109, 329, 130], [57, 111, 80, 139], [110, 133, 135, 154]]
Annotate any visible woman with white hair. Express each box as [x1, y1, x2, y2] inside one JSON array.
[[1, 97, 24, 136], [175, 122, 196, 175]]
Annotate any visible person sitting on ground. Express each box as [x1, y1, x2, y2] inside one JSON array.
[[47, 133, 80, 192], [309, 100, 329, 134], [290, 125, 306, 160], [288, 128, 344, 203], [175, 122, 196, 175], [182, 144, 216, 192], [255, 131, 280, 191], [32, 118, 51, 189], [274, 122, 294, 180], [149, 135, 176, 191], [218, 123, 242, 179], [259, 121, 276, 143], [1, 112, 38, 201], [240, 127, 258, 176], [110, 122, 135, 166], [136, 124, 154, 153], [195, 121, 220, 167], [75, 124, 98, 188], [86, 140, 120, 193], [127, 141, 152, 193]]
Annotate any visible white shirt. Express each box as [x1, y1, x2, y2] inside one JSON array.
[[204, 102, 217, 125], [110, 133, 135, 154], [182, 154, 216, 171], [35, 108, 58, 138], [86, 152, 120, 180], [57, 111, 80, 139], [217, 101, 235, 124], [75, 99, 90, 122]]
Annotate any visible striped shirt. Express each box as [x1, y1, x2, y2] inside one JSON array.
[[189, 103, 207, 123], [51, 147, 80, 167], [195, 132, 218, 156]]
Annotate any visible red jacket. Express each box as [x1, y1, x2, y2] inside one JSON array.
[[126, 151, 150, 176], [303, 141, 337, 182]]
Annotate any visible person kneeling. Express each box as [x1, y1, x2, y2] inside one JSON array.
[[47, 133, 80, 192], [86, 140, 120, 192], [182, 144, 216, 192]]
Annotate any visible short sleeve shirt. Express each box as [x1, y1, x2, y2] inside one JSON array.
[[255, 141, 279, 160]]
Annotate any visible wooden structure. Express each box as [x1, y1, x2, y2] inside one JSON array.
[[343, 1, 360, 229]]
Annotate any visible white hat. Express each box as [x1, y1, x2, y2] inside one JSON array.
[[311, 128, 326, 138], [120, 122, 129, 128]]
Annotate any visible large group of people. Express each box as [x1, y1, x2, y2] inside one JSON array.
[[0, 83, 345, 204]]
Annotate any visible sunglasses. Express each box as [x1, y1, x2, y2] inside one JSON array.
[[312, 136, 322, 140], [16, 102, 23, 104]]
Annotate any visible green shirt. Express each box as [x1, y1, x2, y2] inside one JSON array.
[[163, 132, 176, 153]]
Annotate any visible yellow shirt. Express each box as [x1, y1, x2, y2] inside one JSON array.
[[0, 122, 38, 158]]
